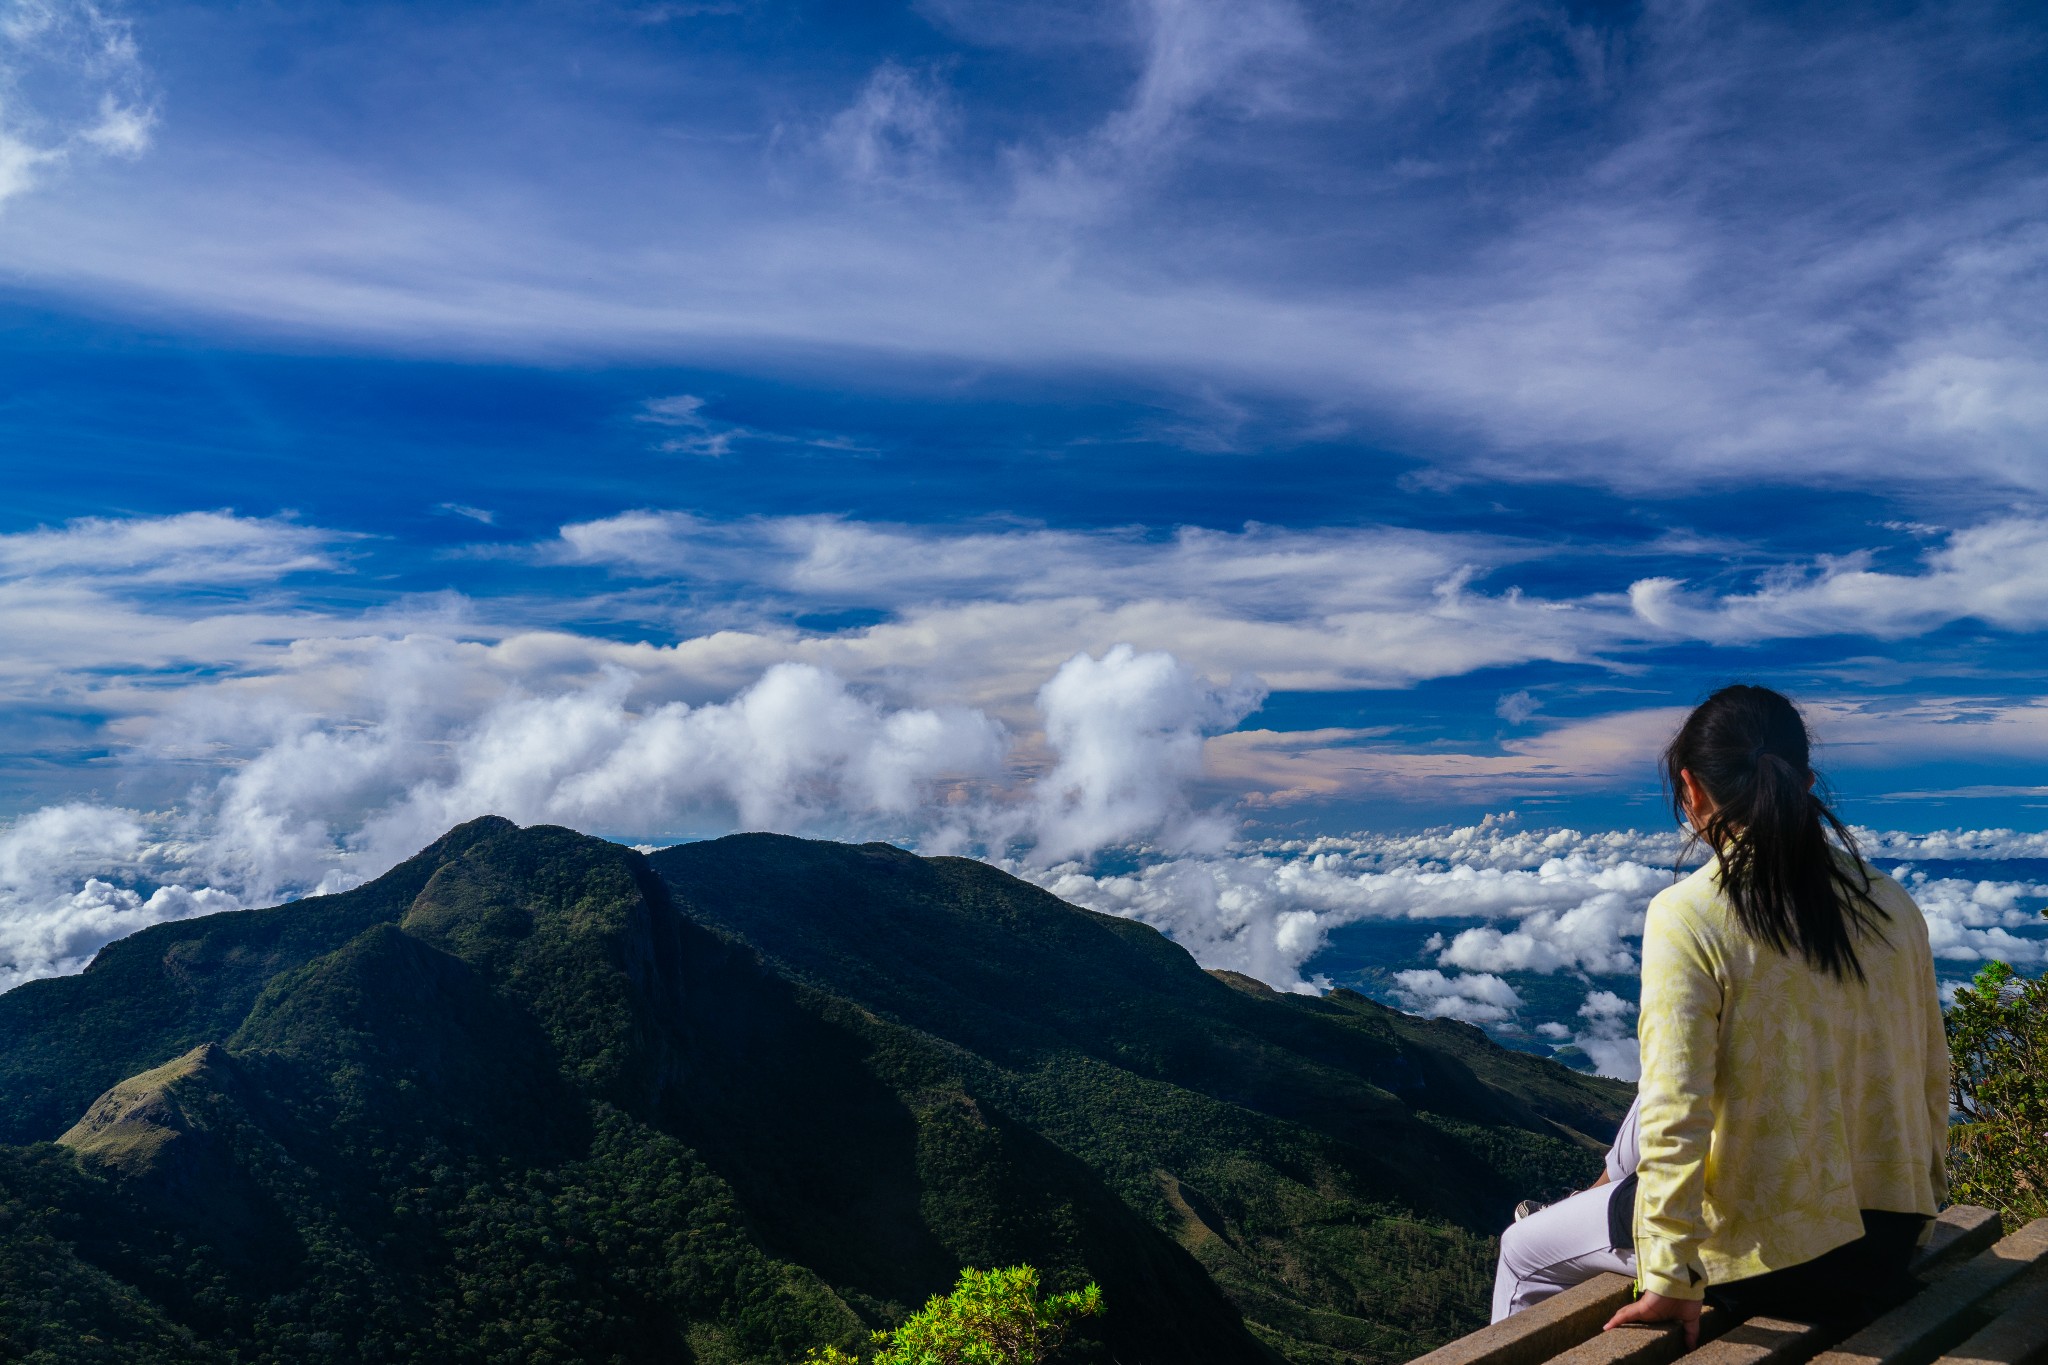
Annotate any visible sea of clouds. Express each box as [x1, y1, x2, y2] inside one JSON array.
[[1038, 819, 2048, 1078]]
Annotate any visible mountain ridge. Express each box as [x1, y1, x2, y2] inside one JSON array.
[[0, 819, 1629, 1364]]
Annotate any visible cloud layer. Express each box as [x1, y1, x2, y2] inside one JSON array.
[[5, 506, 2048, 1048]]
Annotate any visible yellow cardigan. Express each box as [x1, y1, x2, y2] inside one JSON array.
[[1633, 855, 1949, 1301]]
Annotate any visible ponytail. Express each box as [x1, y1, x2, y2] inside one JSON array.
[[1662, 684, 1885, 981]]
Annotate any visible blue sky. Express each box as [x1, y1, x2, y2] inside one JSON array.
[[3, 0, 2048, 1031]]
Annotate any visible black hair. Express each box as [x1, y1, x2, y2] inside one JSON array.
[[1662, 684, 1885, 981]]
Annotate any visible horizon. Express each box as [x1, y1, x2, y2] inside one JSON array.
[[3, 0, 2047, 1067]]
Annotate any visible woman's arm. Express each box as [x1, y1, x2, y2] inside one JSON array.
[[1629, 899, 1722, 1304]]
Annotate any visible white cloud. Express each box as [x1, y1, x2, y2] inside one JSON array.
[[1893, 872, 2048, 966], [1867, 828, 2048, 860], [1496, 689, 1540, 724], [1037, 819, 1675, 990], [543, 511, 1636, 706], [1206, 707, 1689, 805], [0, 3, 2039, 493], [0, 642, 1265, 980], [5, 510, 2048, 1006], [634, 395, 758, 456], [0, 511, 335, 582], [1031, 816, 2048, 1001], [824, 61, 955, 186], [0, 0, 153, 207], [1573, 987, 1639, 1081], [1025, 644, 1259, 859], [1629, 517, 2048, 643], [1012, 0, 1312, 218], [0, 803, 236, 991], [1388, 968, 1522, 1025], [159, 659, 1012, 906], [1434, 885, 1649, 976]]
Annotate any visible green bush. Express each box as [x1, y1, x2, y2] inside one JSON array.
[[1946, 960, 2048, 1222], [803, 1265, 1102, 1365]]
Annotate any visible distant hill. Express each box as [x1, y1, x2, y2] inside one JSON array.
[[0, 819, 1629, 1364]]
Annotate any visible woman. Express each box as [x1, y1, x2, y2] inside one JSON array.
[[1494, 685, 1948, 1339]]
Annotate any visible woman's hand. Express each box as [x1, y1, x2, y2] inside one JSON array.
[[1605, 1292, 1702, 1348]]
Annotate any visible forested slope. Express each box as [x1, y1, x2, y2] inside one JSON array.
[[0, 819, 1629, 1365]]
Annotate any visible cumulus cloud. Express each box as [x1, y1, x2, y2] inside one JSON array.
[[1573, 988, 1639, 1081], [1434, 878, 1652, 976], [0, 803, 236, 991], [147, 660, 1012, 906], [20, 509, 2048, 836], [1388, 968, 1522, 1025], [1867, 829, 2048, 860], [1894, 871, 2048, 967], [0, 640, 1263, 981], [1026, 644, 1260, 859], [5, 508, 2048, 1018]]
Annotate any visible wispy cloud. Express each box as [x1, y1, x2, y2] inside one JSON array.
[[0, 0, 154, 207], [543, 510, 1627, 704], [0, 510, 335, 581], [823, 61, 956, 187], [0, 2, 2041, 492], [1631, 517, 2048, 642]]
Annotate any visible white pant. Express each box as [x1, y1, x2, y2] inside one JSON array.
[[1491, 1097, 1643, 1323]]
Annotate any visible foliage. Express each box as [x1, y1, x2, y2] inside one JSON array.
[[1947, 959, 2048, 1221], [803, 1266, 1102, 1365]]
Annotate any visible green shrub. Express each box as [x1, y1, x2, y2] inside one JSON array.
[[1946, 960, 2048, 1222], [803, 1265, 1102, 1365]]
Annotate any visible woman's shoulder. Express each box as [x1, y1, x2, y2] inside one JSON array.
[[1647, 859, 1722, 911], [1644, 860, 1731, 936]]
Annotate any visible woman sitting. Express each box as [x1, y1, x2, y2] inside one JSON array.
[[1493, 684, 1949, 1341]]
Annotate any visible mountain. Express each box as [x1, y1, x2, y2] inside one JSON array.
[[0, 819, 1630, 1365]]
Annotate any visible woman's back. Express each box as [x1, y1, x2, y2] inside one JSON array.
[[1636, 853, 1948, 1295]]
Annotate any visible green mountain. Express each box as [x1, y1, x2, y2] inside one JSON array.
[[0, 818, 1629, 1365]]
